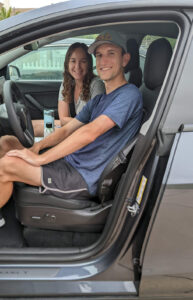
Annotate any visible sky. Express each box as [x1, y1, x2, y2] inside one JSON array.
[[9, 0, 66, 8]]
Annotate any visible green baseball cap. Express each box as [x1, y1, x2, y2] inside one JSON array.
[[88, 30, 127, 54]]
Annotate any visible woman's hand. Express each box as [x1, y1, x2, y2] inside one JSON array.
[[6, 148, 43, 166]]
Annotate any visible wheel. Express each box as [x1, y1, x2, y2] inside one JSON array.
[[3, 80, 34, 147]]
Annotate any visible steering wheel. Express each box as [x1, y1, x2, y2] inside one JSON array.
[[3, 80, 34, 147]]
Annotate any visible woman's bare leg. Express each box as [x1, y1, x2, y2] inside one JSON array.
[[0, 135, 23, 158], [32, 119, 44, 137], [32, 119, 61, 137]]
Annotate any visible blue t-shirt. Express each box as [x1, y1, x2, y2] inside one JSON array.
[[65, 83, 143, 196]]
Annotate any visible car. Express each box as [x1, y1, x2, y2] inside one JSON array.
[[0, 0, 192, 298]]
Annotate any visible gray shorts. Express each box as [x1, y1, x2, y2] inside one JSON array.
[[40, 158, 90, 200]]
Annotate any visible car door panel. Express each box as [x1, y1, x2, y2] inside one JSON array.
[[140, 130, 193, 298], [15, 81, 61, 119]]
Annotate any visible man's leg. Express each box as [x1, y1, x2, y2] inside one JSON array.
[[0, 155, 41, 225], [0, 135, 23, 158]]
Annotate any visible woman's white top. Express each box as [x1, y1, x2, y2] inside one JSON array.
[[58, 77, 105, 115]]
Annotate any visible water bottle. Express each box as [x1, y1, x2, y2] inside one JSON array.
[[44, 109, 54, 137]]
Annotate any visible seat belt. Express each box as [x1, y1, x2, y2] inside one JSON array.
[[69, 100, 76, 118], [69, 87, 76, 117]]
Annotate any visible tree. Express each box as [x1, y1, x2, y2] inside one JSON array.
[[0, 6, 19, 20]]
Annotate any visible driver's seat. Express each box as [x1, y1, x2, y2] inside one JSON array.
[[14, 136, 137, 232]]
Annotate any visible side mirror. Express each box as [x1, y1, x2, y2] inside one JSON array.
[[8, 65, 21, 80]]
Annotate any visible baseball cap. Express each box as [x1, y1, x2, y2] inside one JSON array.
[[88, 30, 127, 54]]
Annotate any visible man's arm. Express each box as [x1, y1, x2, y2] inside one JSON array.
[[32, 117, 84, 153], [7, 115, 116, 166]]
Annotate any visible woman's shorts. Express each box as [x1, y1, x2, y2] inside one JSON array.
[[40, 158, 90, 200]]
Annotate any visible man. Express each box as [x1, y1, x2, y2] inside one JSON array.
[[0, 30, 143, 226]]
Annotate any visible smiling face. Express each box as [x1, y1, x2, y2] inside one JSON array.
[[68, 47, 88, 82], [95, 43, 130, 85]]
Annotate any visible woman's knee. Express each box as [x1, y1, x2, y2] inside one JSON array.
[[0, 135, 14, 152], [0, 156, 19, 181], [0, 135, 23, 154]]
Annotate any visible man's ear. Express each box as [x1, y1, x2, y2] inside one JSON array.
[[122, 53, 131, 67]]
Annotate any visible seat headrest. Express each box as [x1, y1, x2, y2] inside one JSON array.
[[144, 38, 172, 90], [124, 38, 140, 73]]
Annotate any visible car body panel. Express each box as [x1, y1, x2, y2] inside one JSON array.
[[0, 280, 136, 298], [140, 131, 193, 297], [0, 0, 193, 34], [0, 1, 187, 42]]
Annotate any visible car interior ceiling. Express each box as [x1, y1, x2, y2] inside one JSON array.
[[0, 20, 179, 251]]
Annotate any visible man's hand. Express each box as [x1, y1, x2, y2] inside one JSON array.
[[30, 142, 41, 154], [6, 148, 43, 166]]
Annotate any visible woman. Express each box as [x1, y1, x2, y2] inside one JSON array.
[[33, 42, 105, 136], [0, 42, 105, 156]]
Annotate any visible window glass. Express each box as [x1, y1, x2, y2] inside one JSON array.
[[9, 37, 96, 81]]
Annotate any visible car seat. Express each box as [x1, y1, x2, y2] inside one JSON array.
[[14, 38, 172, 234], [141, 38, 172, 121], [14, 135, 137, 232], [125, 38, 142, 88]]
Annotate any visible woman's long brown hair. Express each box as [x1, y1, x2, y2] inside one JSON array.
[[62, 43, 95, 103]]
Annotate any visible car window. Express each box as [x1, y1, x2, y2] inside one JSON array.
[[139, 35, 176, 72], [9, 46, 67, 81], [8, 37, 96, 81]]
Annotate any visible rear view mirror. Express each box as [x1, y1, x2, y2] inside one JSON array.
[[24, 41, 39, 51]]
